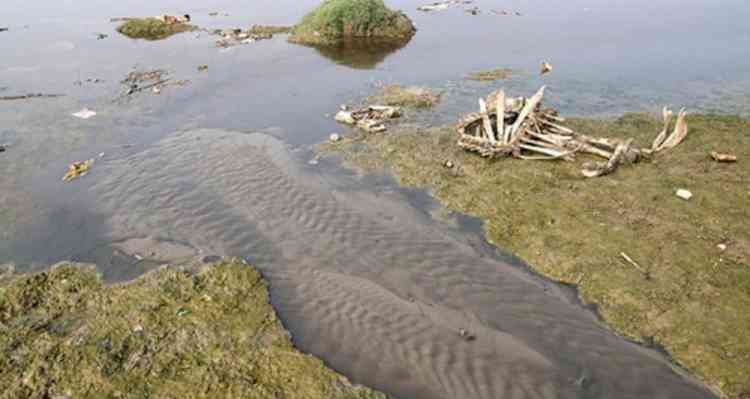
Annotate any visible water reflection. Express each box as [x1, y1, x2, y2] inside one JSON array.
[[304, 37, 412, 69]]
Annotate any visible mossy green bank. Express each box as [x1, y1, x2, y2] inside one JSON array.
[[0, 260, 385, 399], [323, 113, 750, 399]]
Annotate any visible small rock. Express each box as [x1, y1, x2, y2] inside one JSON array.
[[0, 145, 5, 153], [198, 65, 209, 72], [133, 325, 144, 333], [675, 189, 693, 201], [458, 328, 475, 341], [717, 243, 727, 251], [340, 104, 348, 111], [329, 133, 341, 142], [152, 86, 161, 94], [444, 160, 454, 169], [201, 255, 222, 263]]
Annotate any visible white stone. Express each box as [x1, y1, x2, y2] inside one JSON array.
[[675, 189, 693, 200], [329, 133, 341, 142]]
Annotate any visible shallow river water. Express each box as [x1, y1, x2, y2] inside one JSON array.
[[2, 0, 749, 397]]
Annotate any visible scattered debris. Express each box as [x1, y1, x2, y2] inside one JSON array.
[[62, 159, 94, 182], [212, 25, 291, 47], [465, 6, 480, 15], [540, 61, 553, 75], [117, 68, 189, 100], [457, 86, 690, 177], [676, 189, 693, 201], [417, 1, 472, 12], [490, 9, 522, 16], [96, 33, 108, 40], [335, 105, 401, 133], [1, 93, 64, 101], [711, 151, 737, 163], [157, 14, 191, 24], [71, 108, 97, 119], [467, 68, 513, 81], [74, 78, 104, 86], [329, 133, 341, 142], [197, 64, 209, 72]]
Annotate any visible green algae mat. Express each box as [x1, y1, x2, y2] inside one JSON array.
[[0, 261, 384, 399], [323, 113, 750, 399]]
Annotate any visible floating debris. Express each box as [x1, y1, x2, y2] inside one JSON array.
[[74, 78, 104, 86], [1, 93, 64, 101], [62, 159, 94, 182], [197, 64, 209, 72], [212, 25, 291, 48], [467, 68, 513, 81], [96, 33, 108, 40], [457, 86, 690, 177], [540, 61, 553, 75], [710, 151, 737, 163], [417, 0, 473, 12], [208, 11, 229, 17], [117, 68, 189, 100], [335, 105, 401, 133], [71, 108, 97, 119]]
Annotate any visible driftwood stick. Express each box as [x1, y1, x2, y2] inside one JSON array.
[[497, 89, 506, 144], [510, 86, 545, 142], [620, 252, 648, 276], [479, 98, 496, 143], [1, 93, 65, 101]]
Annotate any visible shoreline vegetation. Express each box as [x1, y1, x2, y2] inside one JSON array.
[[322, 90, 750, 399], [0, 260, 385, 398]]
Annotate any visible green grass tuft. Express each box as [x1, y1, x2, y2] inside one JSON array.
[[116, 18, 196, 41], [289, 0, 415, 45]]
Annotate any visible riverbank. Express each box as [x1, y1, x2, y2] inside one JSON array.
[[0, 259, 385, 398], [322, 106, 750, 398]]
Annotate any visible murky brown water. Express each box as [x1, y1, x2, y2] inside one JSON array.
[[3, 0, 748, 397]]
